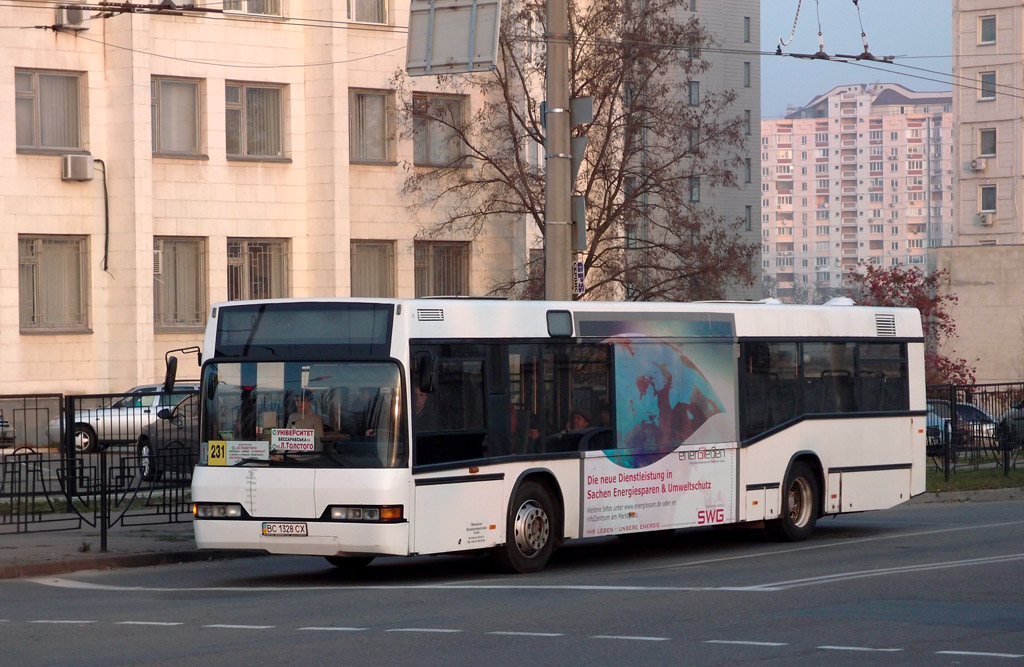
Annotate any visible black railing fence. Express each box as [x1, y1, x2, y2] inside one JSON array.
[[0, 392, 197, 548], [926, 382, 1024, 481]]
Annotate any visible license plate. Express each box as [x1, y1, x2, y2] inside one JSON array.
[[262, 521, 308, 536]]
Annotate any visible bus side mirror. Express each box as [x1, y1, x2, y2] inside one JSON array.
[[162, 356, 178, 395], [415, 351, 435, 393]]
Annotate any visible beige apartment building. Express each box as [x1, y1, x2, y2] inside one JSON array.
[[761, 84, 954, 302], [952, 0, 1024, 244], [1, 0, 759, 394]]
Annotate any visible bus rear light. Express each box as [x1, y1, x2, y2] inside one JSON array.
[[193, 503, 243, 519], [329, 505, 404, 522]]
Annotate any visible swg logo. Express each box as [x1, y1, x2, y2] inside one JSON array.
[[696, 508, 725, 525]]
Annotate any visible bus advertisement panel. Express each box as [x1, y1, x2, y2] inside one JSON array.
[[582, 443, 737, 536]]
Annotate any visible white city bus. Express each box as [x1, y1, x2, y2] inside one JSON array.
[[188, 298, 926, 573]]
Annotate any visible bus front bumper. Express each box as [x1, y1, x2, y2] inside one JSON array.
[[193, 519, 411, 557]]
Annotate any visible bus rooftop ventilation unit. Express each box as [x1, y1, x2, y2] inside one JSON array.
[[56, 6, 91, 31], [61, 154, 94, 181]]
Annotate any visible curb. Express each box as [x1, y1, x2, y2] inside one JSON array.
[[0, 550, 262, 581], [910, 487, 1023, 505]]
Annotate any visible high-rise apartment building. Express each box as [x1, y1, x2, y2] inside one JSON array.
[[953, 0, 1022, 244], [691, 1, 763, 301], [761, 84, 954, 303]]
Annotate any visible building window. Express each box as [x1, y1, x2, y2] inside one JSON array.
[[348, 0, 387, 23], [745, 205, 753, 231], [349, 90, 393, 163], [351, 241, 395, 297], [743, 62, 751, 88], [979, 128, 996, 157], [154, 237, 207, 329], [151, 78, 201, 156], [19, 235, 89, 331], [225, 83, 284, 159], [413, 94, 466, 167], [979, 71, 996, 100], [979, 15, 996, 44], [226, 239, 289, 301], [690, 177, 701, 202], [744, 158, 752, 183], [15, 69, 82, 151], [224, 0, 281, 15], [414, 241, 470, 297], [980, 185, 996, 212], [688, 0, 696, 10], [743, 16, 751, 43], [688, 81, 700, 106], [744, 110, 751, 135]]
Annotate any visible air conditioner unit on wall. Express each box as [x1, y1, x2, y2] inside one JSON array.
[[56, 6, 90, 31], [970, 157, 987, 171], [978, 212, 994, 226], [61, 154, 94, 181]]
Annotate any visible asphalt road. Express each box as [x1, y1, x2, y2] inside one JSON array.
[[3, 499, 1023, 666]]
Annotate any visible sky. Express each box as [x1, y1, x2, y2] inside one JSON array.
[[760, 0, 953, 118]]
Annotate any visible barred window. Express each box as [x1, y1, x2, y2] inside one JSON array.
[[19, 235, 89, 331], [15, 69, 82, 151], [351, 241, 395, 297], [413, 94, 466, 166], [152, 77, 201, 155], [224, 0, 281, 15], [349, 90, 392, 163], [154, 237, 207, 329], [415, 241, 469, 297], [227, 239, 289, 301], [226, 83, 284, 159], [349, 0, 386, 23]]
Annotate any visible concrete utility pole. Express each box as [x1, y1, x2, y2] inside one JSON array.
[[543, 0, 572, 301]]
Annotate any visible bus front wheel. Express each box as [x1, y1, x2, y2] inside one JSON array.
[[766, 461, 819, 542], [494, 480, 557, 574]]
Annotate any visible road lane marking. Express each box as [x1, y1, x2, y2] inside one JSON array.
[[298, 627, 367, 632], [488, 631, 564, 637], [818, 645, 902, 652], [204, 624, 274, 630], [748, 553, 1024, 591], [386, 628, 462, 633], [936, 651, 1024, 659], [30, 620, 96, 624], [705, 640, 787, 647], [116, 621, 183, 626], [592, 635, 669, 641]]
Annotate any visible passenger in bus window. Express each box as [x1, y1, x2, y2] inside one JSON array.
[[526, 415, 542, 453], [413, 387, 437, 431], [567, 409, 592, 431], [287, 390, 324, 444]]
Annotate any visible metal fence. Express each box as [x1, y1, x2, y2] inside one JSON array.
[[926, 382, 1024, 480], [0, 391, 198, 548]]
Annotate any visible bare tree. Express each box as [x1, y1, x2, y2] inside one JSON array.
[[393, 0, 758, 300]]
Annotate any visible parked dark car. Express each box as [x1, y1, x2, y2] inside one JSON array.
[[998, 399, 1024, 449], [136, 393, 200, 482], [927, 399, 998, 453]]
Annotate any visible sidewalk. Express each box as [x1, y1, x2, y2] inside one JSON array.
[[0, 520, 256, 580], [0, 488, 1020, 580]]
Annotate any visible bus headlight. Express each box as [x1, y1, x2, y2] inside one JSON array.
[[328, 505, 403, 522], [193, 503, 244, 519]]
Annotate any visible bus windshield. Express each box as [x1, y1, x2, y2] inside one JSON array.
[[200, 360, 407, 469]]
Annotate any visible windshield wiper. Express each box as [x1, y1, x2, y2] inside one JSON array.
[[229, 457, 270, 467]]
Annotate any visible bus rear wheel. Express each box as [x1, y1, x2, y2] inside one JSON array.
[[766, 461, 818, 542], [494, 480, 557, 574]]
